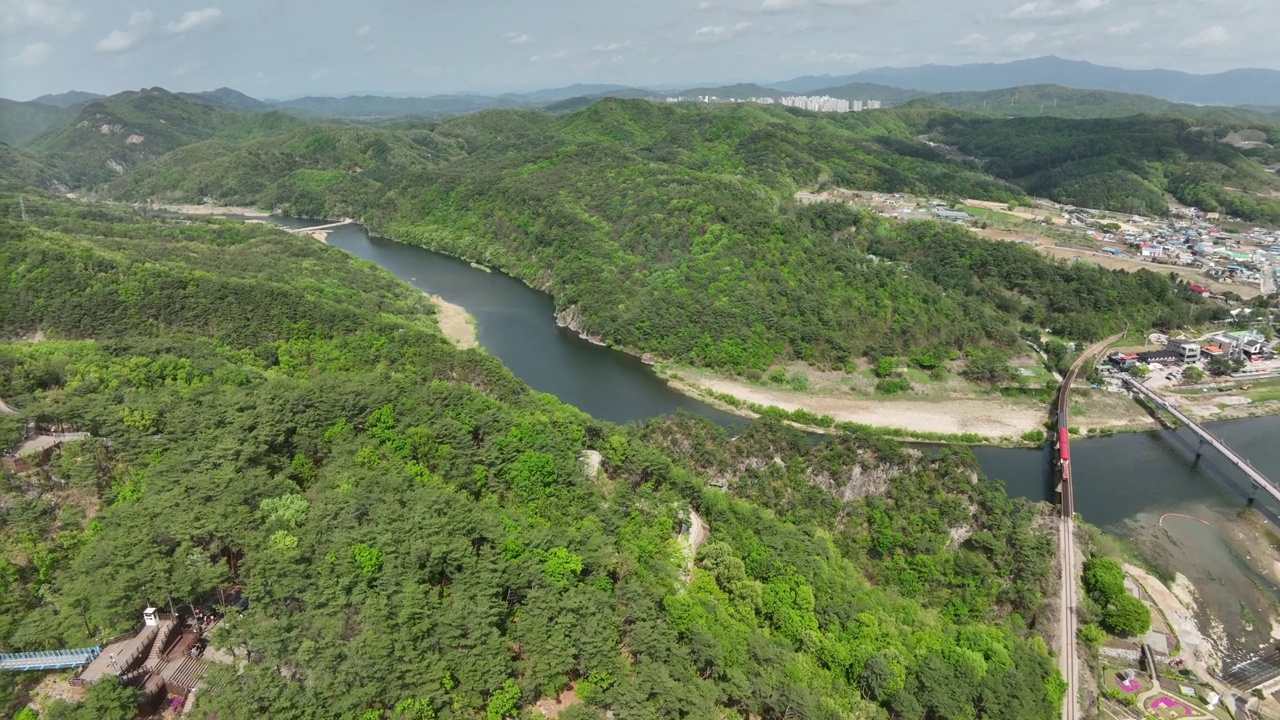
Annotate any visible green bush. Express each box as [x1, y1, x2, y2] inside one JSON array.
[[875, 378, 912, 395], [873, 357, 898, 378], [1102, 594, 1152, 637]]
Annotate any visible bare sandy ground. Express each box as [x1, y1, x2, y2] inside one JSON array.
[[424, 294, 477, 350], [1124, 563, 1221, 677], [689, 376, 1045, 437], [965, 199, 1065, 225], [973, 233, 1260, 299], [156, 203, 270, 217]]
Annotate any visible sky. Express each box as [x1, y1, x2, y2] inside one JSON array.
[[1, 0, 1276, 100]]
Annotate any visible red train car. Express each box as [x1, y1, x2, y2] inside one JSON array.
[[1058, 427, 1071, 464]]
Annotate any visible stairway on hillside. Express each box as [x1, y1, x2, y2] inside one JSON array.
[[145, 617, 177, 672]]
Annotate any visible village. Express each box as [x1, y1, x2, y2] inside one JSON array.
[[796, 188, 1280, 299]]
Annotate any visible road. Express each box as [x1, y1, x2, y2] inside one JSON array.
[[1056, 333, 1124, 720]]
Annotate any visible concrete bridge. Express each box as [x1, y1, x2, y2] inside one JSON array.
[[286, 220, 352, 234], [1121, 377, 1279, 505]]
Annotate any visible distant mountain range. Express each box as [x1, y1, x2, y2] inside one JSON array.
[[31, 90, 105, 108], [7, 56, 1280, 146], [778, 56, 1280, 107]]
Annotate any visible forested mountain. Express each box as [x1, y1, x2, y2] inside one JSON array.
[[177, 87, 270, 111], [30, 91, 104, 108], [26, 88, 306, 187], [96, 96, 1240, 373], [1, 192, 1064, 720], [0, 146, 64, 192], [0, 99, 75, 146], [781, 56, 1280, 107], [931, 115, 1280, 222], [917, 85, 1280, 124], [117, 123, 466, 219]]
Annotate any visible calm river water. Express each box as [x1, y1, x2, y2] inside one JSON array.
[[291, 219, 1280, 660]]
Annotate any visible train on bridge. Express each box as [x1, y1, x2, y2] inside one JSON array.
[[1057, 423, 1071, 467]]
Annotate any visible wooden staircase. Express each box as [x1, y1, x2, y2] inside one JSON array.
[[166, 656, 205, 693], [145, 618, 176, 672]]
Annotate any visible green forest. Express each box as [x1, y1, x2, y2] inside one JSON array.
[[1, 194, 1065, 719], [0, 90, 1259, 377], [51, 97, 1229, 373], [932, 115, 1280, 223]]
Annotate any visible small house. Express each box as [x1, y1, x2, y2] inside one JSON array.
[[1107, 352, 1139, 370]]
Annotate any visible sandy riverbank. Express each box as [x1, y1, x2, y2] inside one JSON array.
[[1124, 563, 1223, 678], [154, 203, 272, 217], [424, 294, 478, 350], [672, 372, 1047, 439]]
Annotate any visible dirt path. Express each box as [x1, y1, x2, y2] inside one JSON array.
[[0, 397, 16, 414], [424, 294, 477, 350], [686, 375, 1045, 438]]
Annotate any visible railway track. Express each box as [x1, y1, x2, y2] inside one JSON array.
[[1055, 333, 1123, 720]]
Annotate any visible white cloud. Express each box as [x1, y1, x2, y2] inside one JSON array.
[[693, 21, 751, 42], [1008, 0, 1106, 20], [1006, 31, 1037, 48], [1180, 25, 1228, 48], [0, 0, 83, 36], [592, 41, 631, 52], [695, 1, 717, 9], [760, 0, 894, 12], [1105, 20, 1140, 36], [356, 25, 372, 37], [96, 29, 139, 52], [778, 49, 860, 63], [5, 41, 50, 67], [166, 7, 222, 35], [171, 62, 204, 77], [95, 9, 153, 53], [503, 32, 531, 44], [955, 33, 990, 49]]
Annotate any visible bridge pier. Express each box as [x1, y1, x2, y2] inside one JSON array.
[[1196, 437, 1206, 460]]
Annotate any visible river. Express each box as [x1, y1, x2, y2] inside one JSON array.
[[292, 219, 1280, 662]]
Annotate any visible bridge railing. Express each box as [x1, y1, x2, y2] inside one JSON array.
[[0, 647, 99, 671]]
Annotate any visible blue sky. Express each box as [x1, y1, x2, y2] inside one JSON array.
[[0, 0, 1274, 100]]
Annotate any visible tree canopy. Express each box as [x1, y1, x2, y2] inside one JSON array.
[[1, 194, 1064, 720]]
